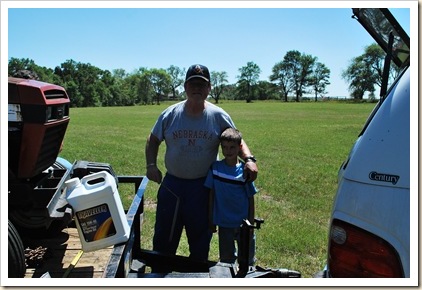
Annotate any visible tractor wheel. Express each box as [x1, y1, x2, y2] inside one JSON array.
[[8, 220, 26, 278], [9, 209, 71, 238]]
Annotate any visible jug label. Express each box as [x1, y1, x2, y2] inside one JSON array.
[[76, 203, 116, 242]]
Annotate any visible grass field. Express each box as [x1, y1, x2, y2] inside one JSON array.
[[60, 100, 375, 277]]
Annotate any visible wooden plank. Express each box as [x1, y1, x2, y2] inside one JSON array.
[[24, 227, 113, 278]]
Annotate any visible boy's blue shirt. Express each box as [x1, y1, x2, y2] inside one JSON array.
[[204, 160, 258, 228]]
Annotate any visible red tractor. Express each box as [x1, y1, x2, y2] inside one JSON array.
[[8, 76, 72, 277]]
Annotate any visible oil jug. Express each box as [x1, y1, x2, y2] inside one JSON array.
[[65, 171, 130, 252]]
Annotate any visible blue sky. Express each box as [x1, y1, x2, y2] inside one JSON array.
[[4, 1, 415, 98]]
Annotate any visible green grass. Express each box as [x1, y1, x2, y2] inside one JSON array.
[[60, 100, 375, 277]]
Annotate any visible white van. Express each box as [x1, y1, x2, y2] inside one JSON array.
[[320, 8, 411, 278]]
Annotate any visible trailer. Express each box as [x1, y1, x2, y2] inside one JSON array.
[[23, 171, 301, 279]]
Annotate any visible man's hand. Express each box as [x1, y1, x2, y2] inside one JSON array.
[[146, 164, 162, 184], [243, 161, 258, 182]]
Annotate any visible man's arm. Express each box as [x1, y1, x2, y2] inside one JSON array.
[[145, 133, 162, 183], [239, 139, 258, 182]]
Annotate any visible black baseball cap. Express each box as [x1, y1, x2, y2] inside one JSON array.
[[185, 64, 210, 82]]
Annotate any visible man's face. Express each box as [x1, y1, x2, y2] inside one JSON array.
[[184, 78, 211, 99]]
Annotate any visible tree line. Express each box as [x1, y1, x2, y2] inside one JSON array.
[[8, 45, 393, 107]]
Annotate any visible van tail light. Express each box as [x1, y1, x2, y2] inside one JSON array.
[[328, 219, 404, 277]]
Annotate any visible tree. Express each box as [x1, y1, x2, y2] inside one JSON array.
[[54, 60, 106, 107], [57, 59, 78, 83], [64, 80, 83, 107], [133, 67, 153, 105], [282, 51, 302, 101], [298, 54, 317, 101], [220, 84, 237, 100], [210, 71, 228, 104], [282, 51, 316, 102], [362, 43, 385, 88], [146, 68, 171, 105], [8, 57, 60, 84], [56, 59, 81, 106], [166, 65, 185, 100], [235, 80, 249, 101], [111, 69, 134, 106], [237, 61, 261, 103], [8, 55, 334, 105], [310, 62, 330, 101], [342, 42, 402, 100], [256, 81, 278, 100], [342, 54, 376, 99], [270, 61, 294, 101], [8, 57, 36, 76], [75, 62, 103, 107], [342, 43, 382, 99], [98, 70, 115, 106]]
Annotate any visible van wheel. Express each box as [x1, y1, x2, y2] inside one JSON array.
[[8, 220, 26, 278]]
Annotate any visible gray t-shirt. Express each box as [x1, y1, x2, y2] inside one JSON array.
[[151, 100, 236, 179]]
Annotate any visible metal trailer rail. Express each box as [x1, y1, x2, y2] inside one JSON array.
[[102, 176, 301, 279]]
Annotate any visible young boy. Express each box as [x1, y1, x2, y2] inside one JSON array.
[[204, 127, 258, 267]]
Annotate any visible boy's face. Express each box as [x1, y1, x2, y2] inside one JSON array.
[[221, 140, 241, 160]]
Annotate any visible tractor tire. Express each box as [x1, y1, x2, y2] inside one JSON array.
[[8, 220, 26, 278], [9, 209, 72, 238]]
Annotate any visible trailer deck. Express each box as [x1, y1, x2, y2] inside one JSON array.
[[23, 175, 300, 279], [24, 226, 113, 278]]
